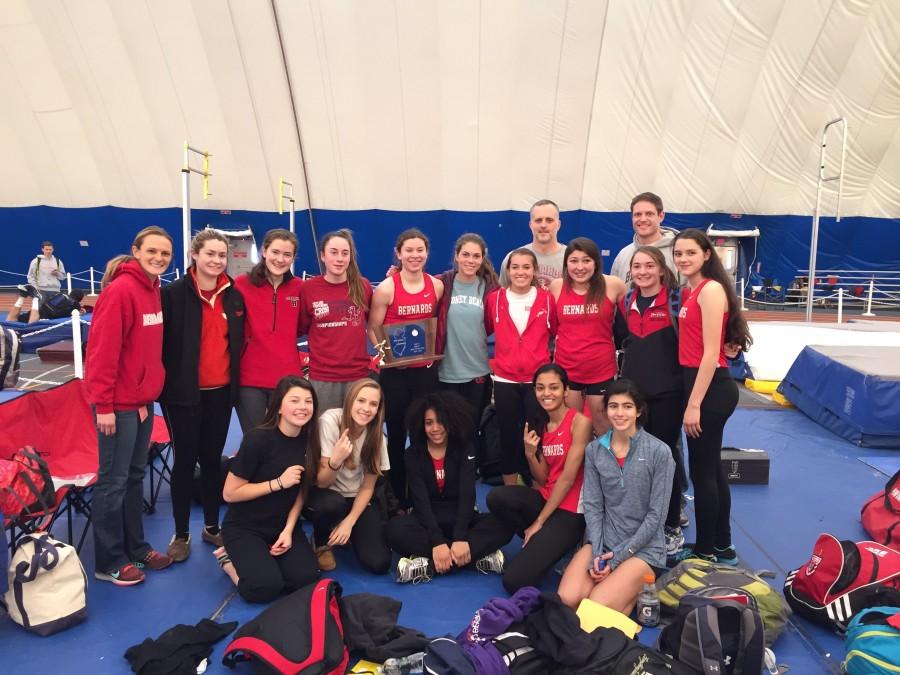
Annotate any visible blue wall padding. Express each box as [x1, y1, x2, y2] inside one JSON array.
[[0, 205, 897, 287]]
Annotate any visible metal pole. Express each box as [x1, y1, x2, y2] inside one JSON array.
[[175, 268, 181, 280], [182, 143, 192, 273], [71, 309, 83, 378], [290, 199, 296, 274], [862, 279, 876, 317], [89, 267, 96, 296], [837, 288, 843, 324], [806, 117, 847, 323], [739, 278, 746, 311]]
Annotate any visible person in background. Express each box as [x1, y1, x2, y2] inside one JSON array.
[[160, 229, 245, 562], [434, 233, 499, 436], [22, 240, 66, 298], [85, 226, 175, 586], [487, 364, 589, 594], [368, 228, 444, 508], [217, 376, 321, 603], [558, 379, 674, 614], [498, 200, 566, 290], [616, 245, 688, 557], [234, 229, 304, 432], [550, 237, 625, 433], [299, 230, 373, 412], [386, 391, 511, 583], [302, 379, 392, 574], [609, 192, 679, 283], [673, 229, 752, 564], [485, 249, 557, 486]]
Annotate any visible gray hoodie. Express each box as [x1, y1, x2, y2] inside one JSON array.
[[582, 427, 674, 569], [609, 226, 679, 282], [26, 254, 65, 293]]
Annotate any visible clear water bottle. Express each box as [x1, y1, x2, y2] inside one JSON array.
[[382, 652, 424, 675], [636, 571, 660, 627]]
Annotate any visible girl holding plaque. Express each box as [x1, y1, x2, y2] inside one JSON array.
[[369, 229, 444, 507], [299, 230, 374, 411], [549, 237, 626, 434], [484, 248, 558, 486]]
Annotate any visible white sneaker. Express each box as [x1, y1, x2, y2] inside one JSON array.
[[475, 549, 505, 575], [665, 526, 685, 556], [396, 556, 432, 584]]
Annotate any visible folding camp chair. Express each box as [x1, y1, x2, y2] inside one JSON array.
[[0, 379, 98, 552], [144, 414, 173, 513]]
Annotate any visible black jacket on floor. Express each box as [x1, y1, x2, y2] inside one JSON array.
[[124, 618, 237, 675], [339, 593, 429, 662]]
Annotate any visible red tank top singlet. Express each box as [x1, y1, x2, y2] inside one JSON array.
[[539, 408, 584, 513]]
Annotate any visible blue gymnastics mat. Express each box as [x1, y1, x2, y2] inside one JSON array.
[[780, 345, 900, 448]]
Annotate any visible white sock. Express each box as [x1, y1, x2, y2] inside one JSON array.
[[31, 298, 39, 311], [13, 297, 23, 308]]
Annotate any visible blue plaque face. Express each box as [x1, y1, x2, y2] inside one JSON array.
[[388, 322, 427, 358]]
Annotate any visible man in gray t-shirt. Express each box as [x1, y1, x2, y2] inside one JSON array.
[[498, 200, 566, 290], [609, 192, 679, 283]]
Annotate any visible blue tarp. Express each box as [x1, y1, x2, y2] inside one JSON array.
[[779, 345, 900, 448], [1, 314, 91, 352]]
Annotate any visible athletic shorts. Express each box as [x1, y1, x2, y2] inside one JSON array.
[[568, 377, 614, 396]]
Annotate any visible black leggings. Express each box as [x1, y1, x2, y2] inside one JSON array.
[[163, 387, 233, 535], [486, 485, 585, 594], [385, 509, 512, 563], [302, 487, 392, 574], [221, 522, 319, 604], [380, 366, 439, 504], [492, 381, 543, 478], [684, 368, 739, 554], [440, 377, 492, 446], [645, 395, 687, 529]]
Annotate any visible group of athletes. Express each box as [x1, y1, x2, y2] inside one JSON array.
[[83, 192, 751, 617]]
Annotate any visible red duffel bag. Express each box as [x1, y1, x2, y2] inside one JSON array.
[[861, 469, 900, 547]]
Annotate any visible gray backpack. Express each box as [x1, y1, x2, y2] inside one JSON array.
[[0, 326, 21, 390], [658, 593, 765, 675]]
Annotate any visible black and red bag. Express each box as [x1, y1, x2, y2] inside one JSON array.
[[222, 578, 348, 674], [0, 447, 55, 519], [861, 469, 900, 547], [783, 533, 900, 631]]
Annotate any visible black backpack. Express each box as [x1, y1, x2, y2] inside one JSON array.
[[476, 404, 503, 483], [41, 293, 80, 320], [609, 641, 699, 675], [222, 579, 348, 673], [658, 594, 765, 675]]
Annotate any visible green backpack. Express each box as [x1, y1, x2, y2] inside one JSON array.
[[657, 558, 791, 647]]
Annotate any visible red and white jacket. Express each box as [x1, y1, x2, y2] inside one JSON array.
[[485, 287, 557, 383]]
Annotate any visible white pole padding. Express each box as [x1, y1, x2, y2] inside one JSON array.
[[861, 279, 876, 317], [66, 272, 72, 294], [89, 267, 96, 296], [837, 288, 843, 324], [71, 309, 83, 379]]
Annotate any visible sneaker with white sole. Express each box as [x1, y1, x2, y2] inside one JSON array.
[[396, 556, 432, 584], [167, 534, 191, 562], [95, 563, 145, 586], [664, 526, 685, 556], [475, 549, 504, 575]]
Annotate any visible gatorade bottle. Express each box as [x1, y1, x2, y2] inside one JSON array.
[[636, 571, 660, 627]]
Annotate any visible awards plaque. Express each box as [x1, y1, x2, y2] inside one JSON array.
[[373, 317, 443, 368]]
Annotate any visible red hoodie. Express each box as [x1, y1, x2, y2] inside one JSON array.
[[85, 260, 165, 414], [235, 273, 304, 388], [484, 287, 557, 382]]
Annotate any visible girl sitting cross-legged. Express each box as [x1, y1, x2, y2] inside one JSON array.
[[386, 391, 513, 583], [557, 379, 674, 614]]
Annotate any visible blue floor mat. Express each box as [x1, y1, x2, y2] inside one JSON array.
[[3, 406, 884, 673]]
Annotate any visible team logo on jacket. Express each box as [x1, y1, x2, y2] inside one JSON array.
[[806, 553, 822, 576], [287, 295, 299, 308], [142, 311, 163, 326]]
